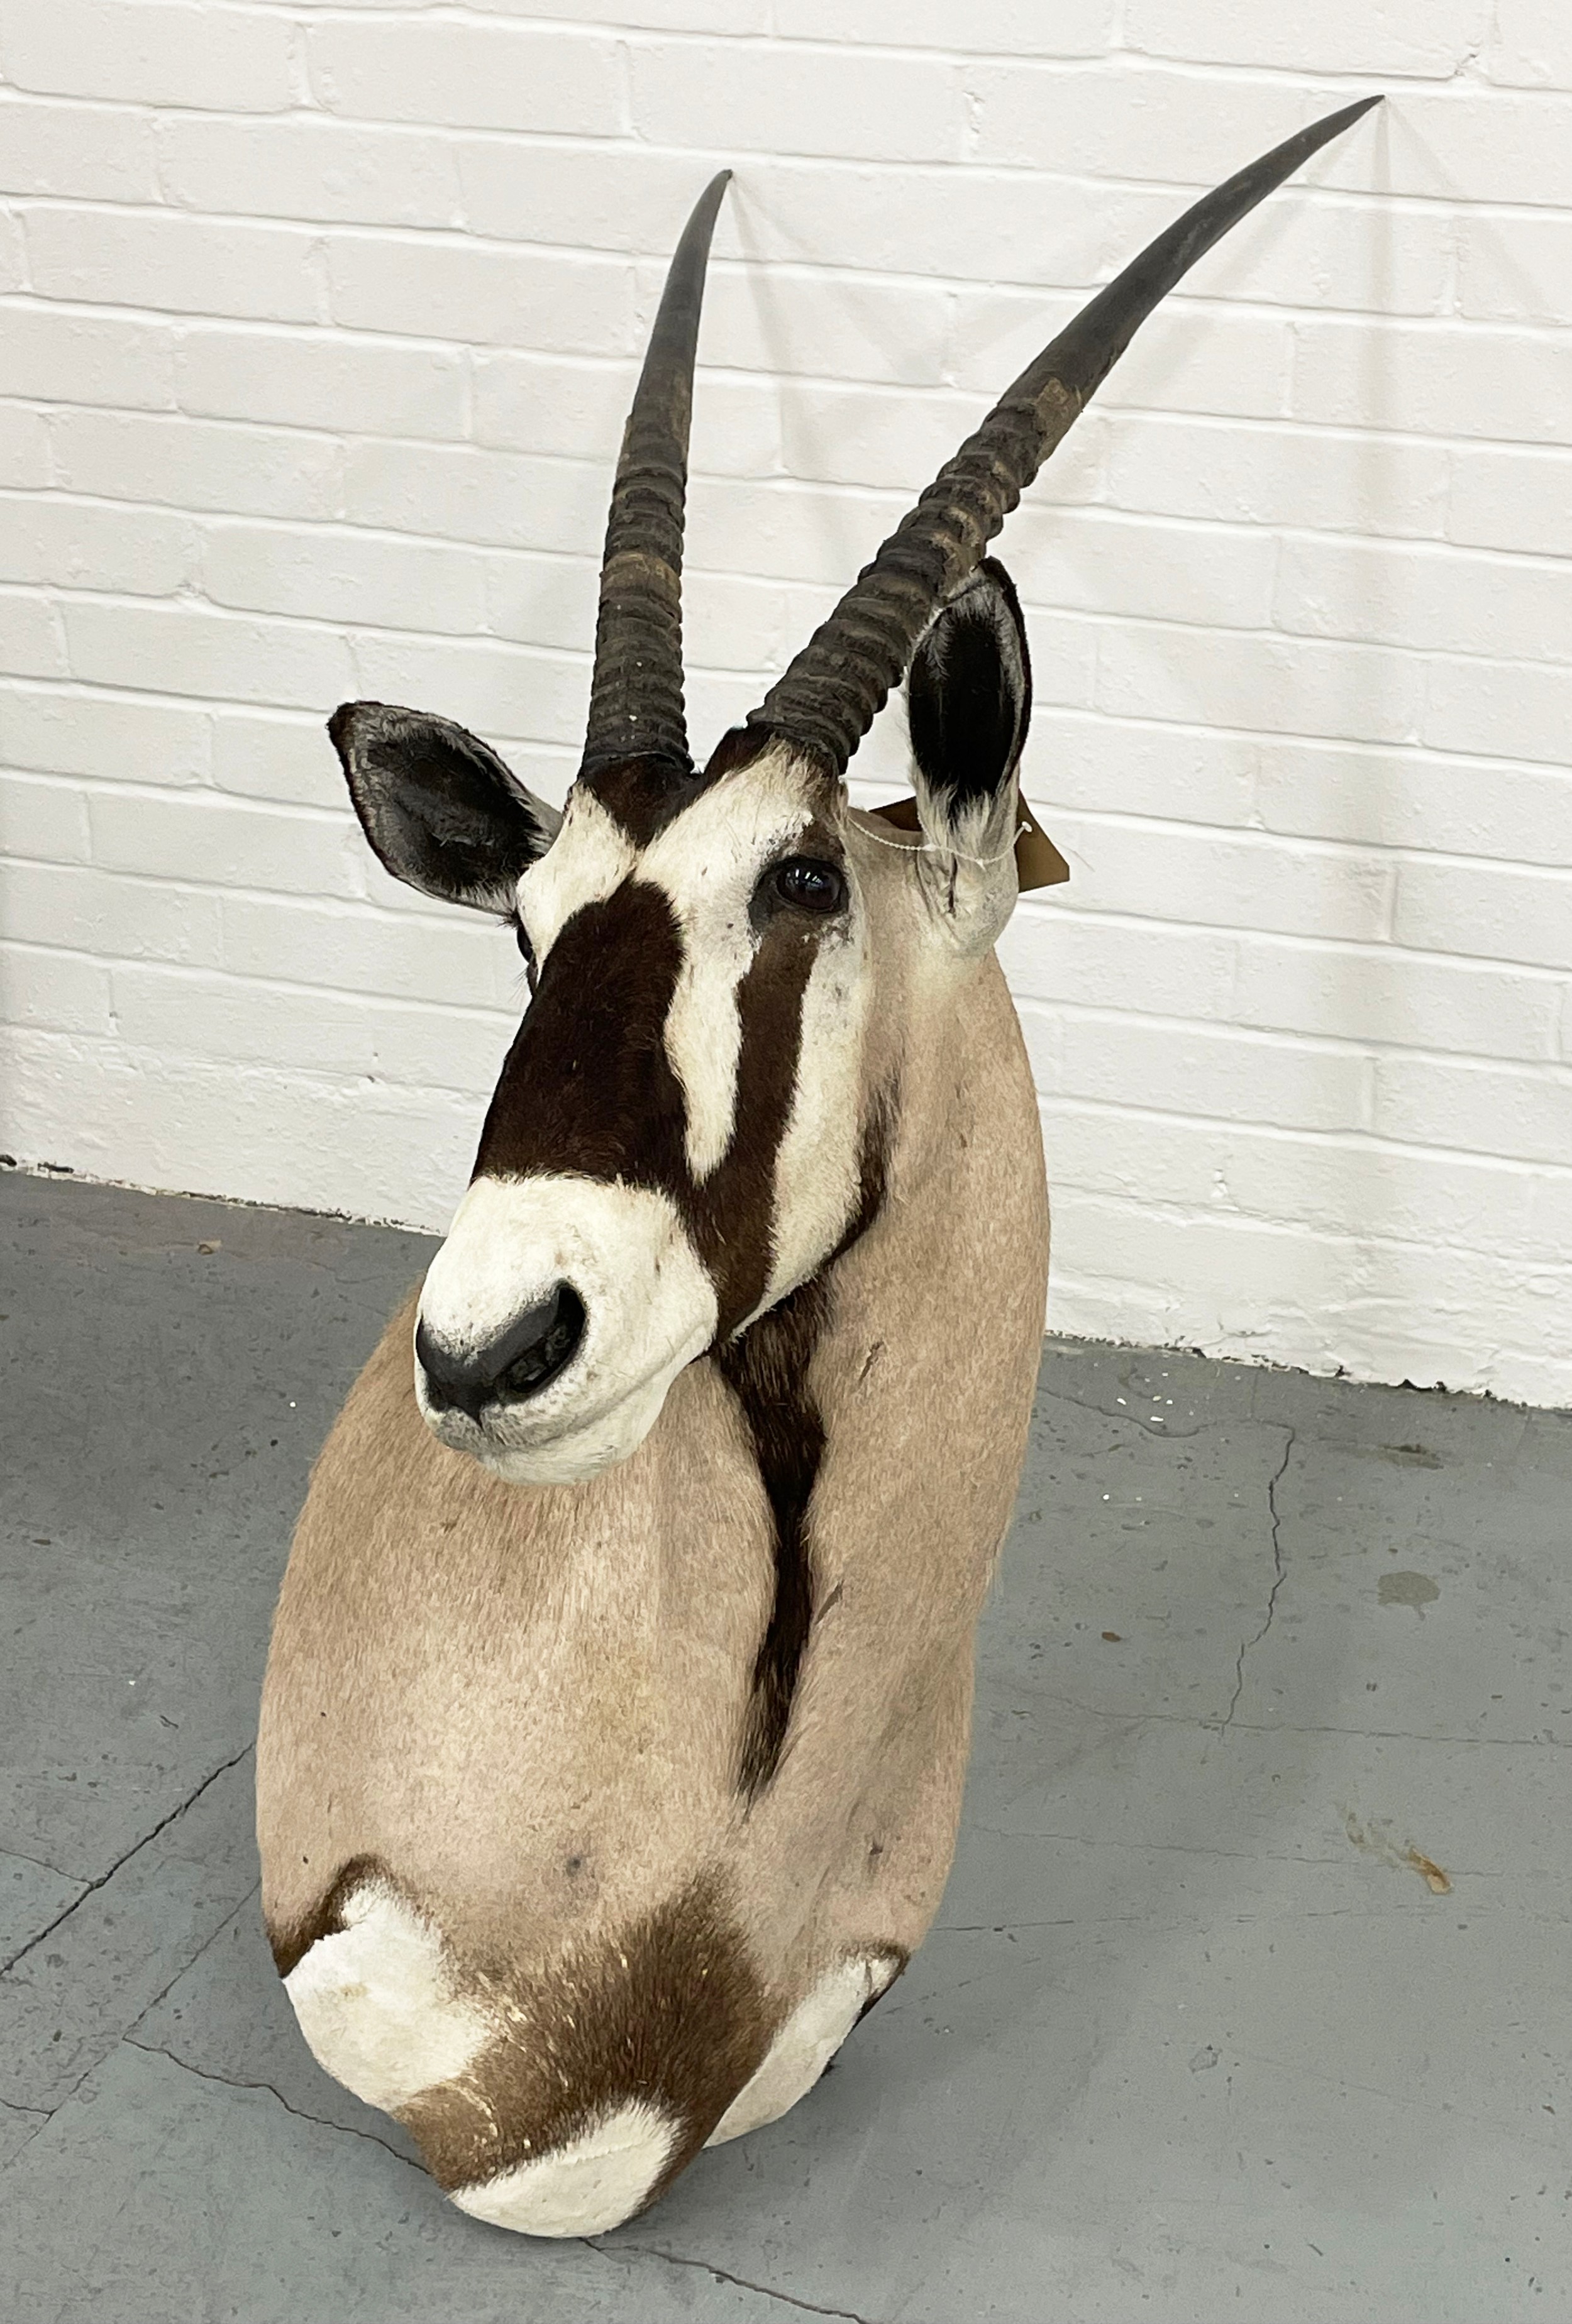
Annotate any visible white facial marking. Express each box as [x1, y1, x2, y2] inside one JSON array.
[[284, 1884, 489, 2115], [452, 2100, 676, 2238], [517, 785, 637, 962], [640, 752, 815, 1181], [759, 882, 870, 1314], [418, 1174, 719, 1484], [706, 1955, 897, 2147]]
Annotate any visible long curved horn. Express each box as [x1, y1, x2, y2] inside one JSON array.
[[745, 96, 1380, 776], [579, 169, 731, 779]]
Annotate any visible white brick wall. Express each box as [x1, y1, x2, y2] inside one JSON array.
[[0, 3, 1569, 1408]]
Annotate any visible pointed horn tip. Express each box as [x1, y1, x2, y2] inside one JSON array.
[[1339, 91, 1385, 122]]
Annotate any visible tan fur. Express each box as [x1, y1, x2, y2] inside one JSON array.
[[256, 798, 1049, 2222]]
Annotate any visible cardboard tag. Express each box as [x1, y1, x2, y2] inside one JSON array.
[[871, 793, 1070, 891]]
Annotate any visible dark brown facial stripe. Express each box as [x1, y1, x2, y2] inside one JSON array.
[[470, 876, 829, 1341], [690, 918, 819, 1336], [473, 881, 690, 1190]]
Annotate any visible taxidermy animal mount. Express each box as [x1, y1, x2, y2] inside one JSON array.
[[257, 96, 1379, 2237]]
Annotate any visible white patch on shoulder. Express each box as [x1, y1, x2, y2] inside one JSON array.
[[705, 1954, 897, 2147], [517, 786, 637, 962], [284, 1883, 489, 2115], [452, 2099, 677, 2238]]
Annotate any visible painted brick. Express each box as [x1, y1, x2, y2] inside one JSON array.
[[0, 586, 67, 676], [1231, 934, 1561, 1062], [110, 961, 512, 1093], [1374, 1053, 1572, 1167], [1275, 535, 1572, 666], [997, 908, 1237, 1021], [219, 892, 518, 1014], [158, 117, 462, 232], [1021, 507, 1276, 629], [967, 62, 1313, 183], [0, 859, 221, 965], [1292, 317, 1572, 447], [0, 769, 91, 864], [328, 232, 633, 355], [62, 598, 356, 712], [1392, 856, 1572, 973], [1041, 1101, 1548, 1260], [211, 709, 340, 812], [53, 408, 345, 523], [0, 684, 211, 786], [1026, 710, 1258, 828], [0, 492, 197, 597], [1487, 0, 1572, 88], [346, 632, 591, 751], [1309, 85, 1572, 212], [343, 439, 604, 554], [1124, 0, 1491, 77], [695, 266, 955, 389], [1105, 413, 1449, 541], [1046, 814, 1394, 942], [0, 96, 158, 203], [87, 788, 363, 901], [25, 207, 322, 326], [0, 306, 174, 411], [0, 942, 115, 1036], [306, 19, 623, 138], [628, 41, 961, 165], [1423, 655, 1572, 768], [1254, 740, 1572, 871], [174, 327, 467, 444], [0, 1, 294, 113], [0, 402, 52, 488], [1095, 624, 1427, 749], [1449, 444, 1572, 561], [1457, 209, 1572, 328], [778, 0, 1113, 52], [202, 519, 487, 638], [1049, 1010, 1372, 1133]]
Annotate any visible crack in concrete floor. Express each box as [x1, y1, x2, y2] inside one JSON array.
[[1, 1745, 254, 1978]]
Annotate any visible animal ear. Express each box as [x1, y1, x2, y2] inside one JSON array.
[[905, 557, 1032, 850], [329, 702, 561, 913]]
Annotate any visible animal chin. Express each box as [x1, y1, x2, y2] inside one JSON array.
[[419, 1323, 710, 1488]]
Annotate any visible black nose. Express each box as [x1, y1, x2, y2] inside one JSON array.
[[416, 1285, 587, 1421]]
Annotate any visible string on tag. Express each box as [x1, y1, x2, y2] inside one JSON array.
[[855, 817, 1029, 871]]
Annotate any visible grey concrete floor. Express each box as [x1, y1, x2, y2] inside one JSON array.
[[2, 1170, 1569, 2323]]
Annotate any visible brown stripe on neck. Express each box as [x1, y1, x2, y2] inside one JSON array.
[[717, 1102, 891, 1800]]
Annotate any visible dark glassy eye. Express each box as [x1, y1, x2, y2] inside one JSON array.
[[771, 856, 846, 914]]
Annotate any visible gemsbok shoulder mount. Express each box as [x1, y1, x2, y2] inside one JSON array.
[[257, 96, 1380, 2237]]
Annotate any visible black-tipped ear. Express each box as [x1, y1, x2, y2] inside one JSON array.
[[905, 558, 1032, 822], [329, 702, 561, 913]]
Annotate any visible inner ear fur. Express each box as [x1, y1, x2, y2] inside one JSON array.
[[905, 558, 1032, 834], [329, 701, 560, 913]]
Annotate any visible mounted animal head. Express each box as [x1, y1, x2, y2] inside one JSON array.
[[329, 99, 1378, 1487]]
